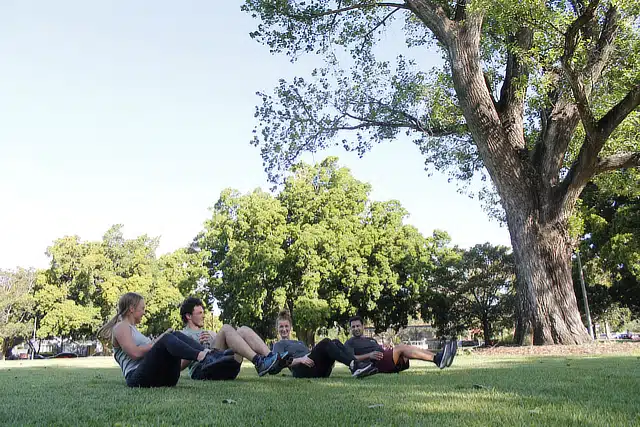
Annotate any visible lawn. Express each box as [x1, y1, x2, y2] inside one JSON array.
[[1, 352, 639, 426]]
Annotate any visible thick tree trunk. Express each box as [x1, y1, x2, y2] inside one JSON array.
[[507, 209, 592, 345]]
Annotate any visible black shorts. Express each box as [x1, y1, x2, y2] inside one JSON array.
[[191, 358, 242, 381]]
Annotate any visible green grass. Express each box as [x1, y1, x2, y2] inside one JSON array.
[[1, 353, 639, 426]]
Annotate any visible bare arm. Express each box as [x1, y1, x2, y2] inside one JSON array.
[[290, 354, 314, 367], [113, 323, 153, 360], [353, 351, 383, 361]]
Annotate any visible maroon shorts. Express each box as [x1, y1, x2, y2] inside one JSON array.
[[375, 348, 410, 373]]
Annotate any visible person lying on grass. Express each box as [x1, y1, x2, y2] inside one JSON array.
[[272, 309, 378, 379], [344, 316, 457, 374], [97, 292, 235, 388], [179, 296, 290, 380]]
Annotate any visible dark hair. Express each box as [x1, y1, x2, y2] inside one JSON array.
[[180, 296, 204, 324], [348, 315, 363, 326]]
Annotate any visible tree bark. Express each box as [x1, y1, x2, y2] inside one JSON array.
[[507, 208, 592, 345], [481, 315, 492, 346]]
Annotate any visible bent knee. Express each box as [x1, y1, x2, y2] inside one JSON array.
[[236, 325, 252, 334], [220, 324, 235, 333]]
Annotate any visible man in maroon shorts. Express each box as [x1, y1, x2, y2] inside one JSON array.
[[344, 316, 456, 373]]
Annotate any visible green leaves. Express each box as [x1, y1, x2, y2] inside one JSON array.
[[421, 243, 516, 341], [197, 157, 441, 337], [34, 225, 206, 340]]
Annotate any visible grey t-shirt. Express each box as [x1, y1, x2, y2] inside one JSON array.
[[181, 326, 211, 378], [273, 339, 309, 359], [344, 336, 382, 356], [273, 339, 312, 378]]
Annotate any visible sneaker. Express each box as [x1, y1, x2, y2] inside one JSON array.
[[446, 340, 457, 367], [268, 351, 291, 375], [255, 353, 279, 377], [350, 361, 378, 378], [433, 340, 452, 369], [200, 350, 236, 373]]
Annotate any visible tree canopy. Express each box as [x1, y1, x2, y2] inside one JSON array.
[[196, 157, 450, 340], [244, 0, 640, 344]]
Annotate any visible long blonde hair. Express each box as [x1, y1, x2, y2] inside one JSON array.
[[97, 292, 144, 342]]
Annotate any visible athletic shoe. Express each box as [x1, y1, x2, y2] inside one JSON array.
[[268, 351, 291, 375], [433, 340, 452, 369], [446, 340, 457, 367], [350, 360, 378, 378], [255, 353, 279, 377]]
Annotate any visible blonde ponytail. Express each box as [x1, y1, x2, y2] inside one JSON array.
[[97, 292, 144, 342]]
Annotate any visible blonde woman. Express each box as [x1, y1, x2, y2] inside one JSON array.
[[97, 292, 234, 387]]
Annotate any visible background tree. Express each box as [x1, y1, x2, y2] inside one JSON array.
[[576, 179, 639, 316], [34, 225, 203, 342], [244, 0, 640, 345], [0, 268, 36, 359], [198, 188, 288, 338], [421, 242, 515, 343], [197, 158, 442, 339], [457, 244, 516, 344]]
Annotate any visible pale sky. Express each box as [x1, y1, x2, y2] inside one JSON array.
[[0, 1, 511, 270]]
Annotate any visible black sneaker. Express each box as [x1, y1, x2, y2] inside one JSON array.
[[255, 353, 279, 377], [433, 340, 452, 369], [446, 340, 457, 367], [350, 361, 378, 378], [200, 350, 236, 373]]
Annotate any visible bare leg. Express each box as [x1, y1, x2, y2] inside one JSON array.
[[213, 325, 257, 361], [392, 344, 435, 365], [236, 326, 271, 356]]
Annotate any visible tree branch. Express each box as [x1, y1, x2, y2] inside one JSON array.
[[561, 2, 600, 138], [315, 2, 409, 17], [597, 82, 640, 141], [405, 0, 454, 44], [362, 7, 403, 40], [559, 82, 640, 216], [595, 152, 640, 173], [584, 5, 619, 89]]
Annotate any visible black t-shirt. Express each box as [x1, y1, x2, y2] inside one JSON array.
[[344, 336, 382, 356]]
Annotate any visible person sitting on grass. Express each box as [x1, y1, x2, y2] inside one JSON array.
[[272, 309, 377, 379], [179, 296, 290, 379], [97, 292, 235, 388], [344, 316, 456, 374]]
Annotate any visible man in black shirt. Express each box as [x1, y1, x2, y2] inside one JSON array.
[[344, 316, 456, 373], [273, 310, 377, 379]]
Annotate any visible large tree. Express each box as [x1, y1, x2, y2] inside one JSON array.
[[244, 0, 640, 344], [197, 158, 441, 339], [0, 268, 36, 359], [36, 225, 199, 339]]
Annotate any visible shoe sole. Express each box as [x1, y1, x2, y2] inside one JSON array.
[[438, 341, 451, 369], [268, 352, 292, 375], [446, 341, 457, 368], [258, 356, 279, 377], [353, 365, 378, 378]]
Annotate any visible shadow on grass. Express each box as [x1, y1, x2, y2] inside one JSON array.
[[0, 356, 638, 426]]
